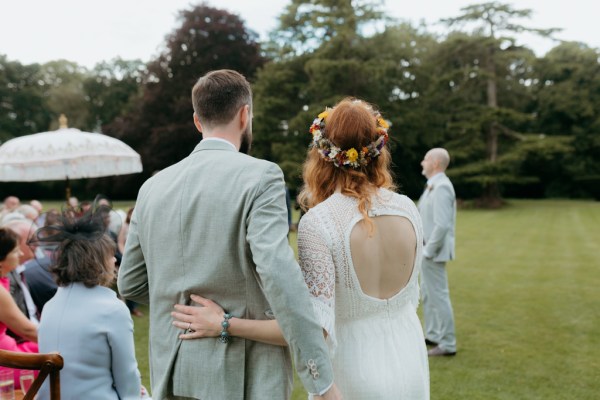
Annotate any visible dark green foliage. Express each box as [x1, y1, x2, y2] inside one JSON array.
[[268, 0, 386, 57], [83, 58, 146, 131], [98, 4, 265, 197], [1, 2, 599, 201], [0, 56, 52, 140], [37, 60, 91, 130], [436, 2, 560, 204]]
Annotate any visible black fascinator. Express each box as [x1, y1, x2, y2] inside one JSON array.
[[28, 204, 116, 252]]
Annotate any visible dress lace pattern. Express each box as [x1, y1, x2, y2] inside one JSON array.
[[298, 188, 429, 399], [298, 189, 423, 345]]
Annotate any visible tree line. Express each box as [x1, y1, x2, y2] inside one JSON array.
[[1, 1, 598, 203]]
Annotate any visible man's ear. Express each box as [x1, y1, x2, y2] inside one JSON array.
[[193, 113, 203, 133], [431, 155, 440, 170], [239, 105, 250, 130]]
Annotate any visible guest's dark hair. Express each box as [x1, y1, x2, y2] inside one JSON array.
[[0, 228, 19, 261], [191, 69, 252, 129], [53, 234, 115, 288]]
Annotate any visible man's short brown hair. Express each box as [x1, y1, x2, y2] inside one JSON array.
[[191, 69, 252, 129]]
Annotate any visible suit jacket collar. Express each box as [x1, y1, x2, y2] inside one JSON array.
[[192, 138, 237, 154]]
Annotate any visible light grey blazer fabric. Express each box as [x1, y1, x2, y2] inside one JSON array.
[[417, 173, 456, 262], [38, 283, 141, 400], [118, 140, 334, 400]]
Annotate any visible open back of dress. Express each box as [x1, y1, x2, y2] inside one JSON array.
[[298, 189, 430, 400], [350, 215, 416, 300]]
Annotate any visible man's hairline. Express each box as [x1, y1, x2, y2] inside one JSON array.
[[194, 102, 252, 131]]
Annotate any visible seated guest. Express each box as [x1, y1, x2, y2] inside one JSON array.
[[0, 197, 20, 224], [1, 211, 26, 225], [22, 211, 60, 313], [29, 200, 43, 213], [67, 196, 79, 208], [2, 196, 20, 213], [95, 194, 123, 237], [43, 209, 60, 227], [1, 219, 40, 328], [23, 255, 57, 314], [17, 204, 39, 222], [79, 200, 92, 214], [30, 200, 46, 227], [0, 227, 38, 388], [34, 207, 144, 400]]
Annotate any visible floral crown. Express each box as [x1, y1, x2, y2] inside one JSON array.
[[309, 104, 389, 169]]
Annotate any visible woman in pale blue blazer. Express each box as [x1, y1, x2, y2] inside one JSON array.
[[33, 207, 144, 400]]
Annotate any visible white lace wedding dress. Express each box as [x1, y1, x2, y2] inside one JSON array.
[[298, 189, 429, 399]]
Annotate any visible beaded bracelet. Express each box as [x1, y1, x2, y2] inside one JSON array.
[[219, 313, 232, 343]]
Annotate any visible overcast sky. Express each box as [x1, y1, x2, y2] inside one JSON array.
[[0, 0, 597, 68]]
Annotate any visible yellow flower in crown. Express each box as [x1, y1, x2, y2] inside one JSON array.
[[346, 148, 359, 163], [377, 117, 389, 129], [318, 110, 329, 120]]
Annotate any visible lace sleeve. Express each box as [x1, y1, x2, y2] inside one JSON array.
[[298, 211, 336, 347]]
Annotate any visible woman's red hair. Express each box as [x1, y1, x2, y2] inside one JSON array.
[[298, 98, 395, 230]]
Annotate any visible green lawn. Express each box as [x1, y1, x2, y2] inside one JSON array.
[[45, 199, 599, 399]]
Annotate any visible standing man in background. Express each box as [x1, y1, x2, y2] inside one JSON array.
[[418, 147, 457, 357]]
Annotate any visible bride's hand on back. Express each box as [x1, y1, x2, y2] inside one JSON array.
[[171, 294, 224, 339]]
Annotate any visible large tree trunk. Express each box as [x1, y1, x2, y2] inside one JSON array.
[[481, 45, 502, 207]]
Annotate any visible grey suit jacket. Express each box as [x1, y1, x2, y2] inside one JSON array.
[[23, 256, 57, 312], [118, 140, 334, 400], [418, 172, 456, 262]]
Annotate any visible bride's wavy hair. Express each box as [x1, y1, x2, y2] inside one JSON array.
[[298, 98, 395, 229]]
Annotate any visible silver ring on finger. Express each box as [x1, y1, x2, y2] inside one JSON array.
[[185, 322, 195, 333]]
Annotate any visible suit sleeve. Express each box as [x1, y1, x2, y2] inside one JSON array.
[[117, 206, 150, 304], [424, 184, 454, 258], [106, 302, 142, 400], [246, 162, 334, 395]]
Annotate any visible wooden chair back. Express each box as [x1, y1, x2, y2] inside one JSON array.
[[0, 350, 63, 400]]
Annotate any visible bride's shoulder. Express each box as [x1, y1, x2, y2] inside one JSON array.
[[300, 195, 345, 227], [377, 188, 417, 209], [376, 187, 406, 202]]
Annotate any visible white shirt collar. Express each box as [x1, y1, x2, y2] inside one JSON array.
[[15, 264, 40, 325], [201, 137, 237, 151], [426, 172, 445, 186]]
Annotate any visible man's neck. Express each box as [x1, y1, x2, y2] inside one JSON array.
[[427, 171, 445, 183]]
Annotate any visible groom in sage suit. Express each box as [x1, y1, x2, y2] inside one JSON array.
[[418, 148, 457, 357], [118, 70, 340, 400]]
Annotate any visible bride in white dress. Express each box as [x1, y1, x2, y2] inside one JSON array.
[[297, 99, 429, 399], [172, 98, 429, 399]]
